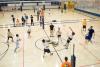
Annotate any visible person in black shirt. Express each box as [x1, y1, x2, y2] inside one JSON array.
[[20, 2, 23, 12], [30, 15, 34, 26], [85, 26, 95, 43], [11, 15, 15, 27], [20, 6, 22, 12], [64, 3, 66, 12], [50, 23, 55, 37], [21, 16, 25, 26]]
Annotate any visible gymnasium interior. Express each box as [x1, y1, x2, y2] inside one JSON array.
[[0, 0, 100, 67]]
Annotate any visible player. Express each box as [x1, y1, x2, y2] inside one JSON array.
[[39, 8, 44, 27], [24, 13, 28, 25], [61, 57, 71, 67], [16, 18, 20, 26], [7, 29, 14, 42], [40, 8, 44, 22], [85, 26, 95, 43], [48, 9, 50, 15], [30, 15, 34, 26], [27, 26, 31, 38], [11, 15, 15, 27], [21, 16, 25, 26], [14, 34, 21, 53], [37, 8, 40, 21], [50, 23, 55, 37], [64, 27, 75, 49], [42, 39, 53, 58], [64, 3, 67, 12], [82, 19, 87, 31], [56, 27, 62, 44]]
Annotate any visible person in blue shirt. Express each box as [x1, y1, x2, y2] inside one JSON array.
[[85, 26, 95, 43]]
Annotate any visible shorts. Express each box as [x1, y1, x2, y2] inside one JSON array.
[[58, 35, 61, 38], [16, 42, 19, 48], [44, 49, 50, 53], [67, 39, 70, 43], [83, 25, 86, 29], [85, 35, 92, 41], [72, 32, 75, 36], [50, 28, 54, 31], [68, 37, 72, 41], [8, 36, 13, 38], [27, 31, 31, 34], [67, 37, 72, 43]]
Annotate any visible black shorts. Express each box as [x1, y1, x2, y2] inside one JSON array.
[[72, 32, 75, 36], [44, 49, 50, 53], [67, 39, 70, 43], [85, 35, 92, 41], [83, 25, 86, 28], [50, 29, 53, 31], [58, 35, 61, 38], [67, 37, 72, 43], [27, 31, 31, 34], [8, 36, 13, 40], [68, 37, 72, 41], [8, 36, 13, 38]]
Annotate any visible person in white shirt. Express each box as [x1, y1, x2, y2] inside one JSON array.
[[14, 34, 21, 53], [27, 26, 31, 38], [42, 39, 53, 58], [24, 13, 28, 25], [56, 27, 62, 44], [64, 27, 75, 49]]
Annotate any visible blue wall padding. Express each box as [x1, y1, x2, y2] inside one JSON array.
[[75, 8, 100, 17]]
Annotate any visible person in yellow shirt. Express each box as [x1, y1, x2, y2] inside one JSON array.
[[82, 19, 87, 31], [7, 29, 14, 42], [61, 57, 71, 67]]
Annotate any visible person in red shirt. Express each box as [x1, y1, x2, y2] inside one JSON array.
[[40, 8, 44, 21], [39, 8, 44, 26], [16, 18, 20, 26], [61, 57, 72, 67]]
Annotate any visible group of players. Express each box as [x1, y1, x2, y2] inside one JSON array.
[[7, 19, 95, 55], [8, 16, 95, 67], [6, 8, 95, 67], [42, 19, 95, 67], [11, 8, 44, 27]]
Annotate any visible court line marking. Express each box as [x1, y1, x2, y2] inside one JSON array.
[[35, 37, 67, 52], [79, 42, 99, 60], [80, 62, 100, 67], [0, 34, 9, 61]]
